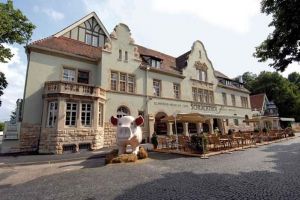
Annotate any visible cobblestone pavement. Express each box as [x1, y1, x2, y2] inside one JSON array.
[[1, 137, 300, 200]]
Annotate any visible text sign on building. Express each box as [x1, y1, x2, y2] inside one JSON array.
[[191, 103, 217, 112], [153, 101, 189, 108]]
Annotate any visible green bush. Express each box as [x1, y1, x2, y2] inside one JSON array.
[[262, 127, 269, 133], [0, 122, 4, 131], [151, 133, 158, 147]]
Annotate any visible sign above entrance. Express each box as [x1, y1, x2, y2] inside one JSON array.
[[153, 101, 189, 108], [191, 102, 217, 112]]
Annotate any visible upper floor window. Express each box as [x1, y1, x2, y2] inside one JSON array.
[[63, 68, 76, 82], [78, 70, 89, 84], [241, 96, 249, 108], [198, 69, 207, 82], [222, 93, 227, 105], [153, 79, 161, 97], [173, 83, 180, 99], [231, 94, 236, 106], [127, 75, 135, 93], [192, 87, 214, 104], [119, 73, 127, 92], [65, 102, 77, 126], [192, 87, 198, 101], [125, 51, 128, 61], [119, 49, 122, 60], [47, 101, 57, 127], [150, 59, 161, 68], [111, 72, 118, 91], [85, 33, 99, 47]]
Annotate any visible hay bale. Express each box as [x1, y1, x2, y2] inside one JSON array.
[[137, 147, 148, 159]]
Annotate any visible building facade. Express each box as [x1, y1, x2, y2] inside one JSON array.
[[16, 12, 253, 154]]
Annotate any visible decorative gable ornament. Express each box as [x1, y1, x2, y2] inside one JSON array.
[[194, 61, 208, 71]]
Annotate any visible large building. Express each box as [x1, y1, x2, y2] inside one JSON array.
[[16, 12, 253, 154]]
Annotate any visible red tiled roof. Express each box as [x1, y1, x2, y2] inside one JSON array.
[[250, 93, 266, 111], [29, 36, 102, 60], [176, 51, 191, 69], [136, 45, 182, 75], [214, 70, 229, 79]]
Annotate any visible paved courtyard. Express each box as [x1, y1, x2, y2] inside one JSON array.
[[1, 137, 300, 200]]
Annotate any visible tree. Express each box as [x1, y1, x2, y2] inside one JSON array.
[[0, 0, 35, 62], [0, 72, 8, 106], [254, 0, 300, 71], [240, 72, 257, 92], [0, 122, 4, 131], [0, 0, 35, 107], [288, 72, 300, 90]]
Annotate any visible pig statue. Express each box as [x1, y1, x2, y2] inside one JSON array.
[[110, 115, 144, 155]]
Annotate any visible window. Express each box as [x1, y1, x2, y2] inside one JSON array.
[[119, 73, 127, 92], [78, 70, 89, 84], [119, 49, 122, 60], [111, 72, 118, 91], [117, 106, 130, 118], [231, 94, 236, 106], [85, 33, 99, 47], [173, 83, 180, 99], [222, 93, 227, 105], [241, 97, 249, 108], [63, 68, 76, 82], [125, 51, 128, 61], [203, 90, 209, 103], [198, 89, 203, 103], [234, 119, 239, 126], [150, 59, 161, 68], [98, 103, 103, 127], [65, 103, 77, 126], [128, 75, 135, 93], [192, 87, 198, 101], [198, 69, 207, 82], [47, 101, 57, 127], [81, 103, 92, 126], [153, 79, 161, 96], [208, 91, 214, 104]]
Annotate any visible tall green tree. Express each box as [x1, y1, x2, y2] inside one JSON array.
[[288, 72, 300, 90], [239, 72, 257, 92], [0, 0, 35, 106], [254, 0, 300, 71]]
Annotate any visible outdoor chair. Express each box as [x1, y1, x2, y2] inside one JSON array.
[[178, 135, 191, 152], [207, 135, 222, 151]]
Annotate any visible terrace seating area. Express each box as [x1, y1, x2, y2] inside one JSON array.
[[154, 127, 295, 155]]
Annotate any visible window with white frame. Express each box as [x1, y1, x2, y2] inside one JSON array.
[[119, 73, 127, 92], [241, 96, 249, 108], [98, 103, 103, 127], [192, 87, 198, 101], [81, 103, 92, 126], [173, 83, 180, 99], [85, 33, 99, 47], [198, 69, 207, 82], [231, 94, 236, 106], [65, 103, 77, 126], [47, 101, 58, 127], [208, 91, 214, 104], [128, 75, 135, 93], [153, 79, 161, 96], [63, 68, 76, 82], [150, 59, 161, 68], [198, 89, 204, 103], [111, 72, 118, 91]]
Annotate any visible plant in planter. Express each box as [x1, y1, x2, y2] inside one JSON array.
[[190, 134, 208, 153], [262, 127, 269, 133], [151, 132, 158, 149]]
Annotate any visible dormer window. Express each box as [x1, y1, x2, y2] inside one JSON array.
[[150, 59, 161, 68]]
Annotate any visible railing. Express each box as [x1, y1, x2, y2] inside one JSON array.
[[44, 81, 106, 98]]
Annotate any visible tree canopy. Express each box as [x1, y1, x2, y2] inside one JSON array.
[[254, 0, 300, 71], [242, 71, 300, 121], [0, 0, 35, 107]]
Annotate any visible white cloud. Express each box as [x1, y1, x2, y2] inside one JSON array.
[[152, 0, 260, 33], [0, 45, 26, 121], [280, 62, 300, 78], [33, 5, 65, 21]]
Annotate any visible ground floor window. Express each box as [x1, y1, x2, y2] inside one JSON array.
[[81, 103, 92, 126], [98, 103, 103, 127], [65, 102, 77, 126], [47, 101, 58, 127], [234, 119, 239, 126]]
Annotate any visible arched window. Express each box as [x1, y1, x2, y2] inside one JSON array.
[[117, 106, 130, 118]]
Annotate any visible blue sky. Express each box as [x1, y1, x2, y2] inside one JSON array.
[[0, 0, 299, 121]]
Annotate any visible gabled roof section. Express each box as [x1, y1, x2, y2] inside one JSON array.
[[54, 12, 110, 40], [214, 70, 230, 79], [29, 36, 102, 61], [250, 93, 267, 111], [137, 45, 181, 75]]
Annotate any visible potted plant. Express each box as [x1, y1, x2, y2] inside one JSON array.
[[151, 132, 158, 149]]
